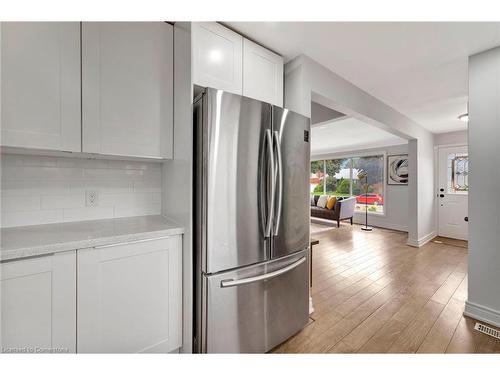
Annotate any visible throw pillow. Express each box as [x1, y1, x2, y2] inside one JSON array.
[[317, 195, 329, 208], [326, 196, 337, 210]]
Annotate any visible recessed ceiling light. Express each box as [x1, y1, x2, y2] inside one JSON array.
[[458, 113, 469, 122]]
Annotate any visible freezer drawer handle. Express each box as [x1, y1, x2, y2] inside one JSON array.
[[220, 256, 306, 288]]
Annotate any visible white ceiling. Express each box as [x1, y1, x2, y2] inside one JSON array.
[[226, 22, 500, 133], [311, 117, 407, 156]]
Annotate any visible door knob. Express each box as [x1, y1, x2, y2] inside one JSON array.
[[439, 194, 444, 198], [440, 188, 444, 192], [464, 216, 468, 222]]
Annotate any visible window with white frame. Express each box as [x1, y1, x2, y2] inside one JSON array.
[[310, 155, 384, 214], [447, 153, 469, 193]]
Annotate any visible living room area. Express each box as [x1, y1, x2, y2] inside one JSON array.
[[278, 99, 485, 353], [309, 102, 410, 235], [273, 60, 490, 351]]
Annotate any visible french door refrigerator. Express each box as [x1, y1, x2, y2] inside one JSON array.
[[194, 88, 311, 353]]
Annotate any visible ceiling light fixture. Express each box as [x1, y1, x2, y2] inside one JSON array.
[[458, 113, 469, 122]]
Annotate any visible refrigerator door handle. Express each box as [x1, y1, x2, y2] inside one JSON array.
[[273, 131, 283, 236], [264, 129, 275, 238], [220, 256, 306, 288]]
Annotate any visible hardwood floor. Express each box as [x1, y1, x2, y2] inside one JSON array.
[[272, 224, 500, 354]]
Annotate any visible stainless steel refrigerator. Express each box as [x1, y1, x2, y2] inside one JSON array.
[[194, 88, 311, 353]]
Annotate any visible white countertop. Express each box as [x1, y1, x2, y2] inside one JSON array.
[[0, 215, 184, 262]]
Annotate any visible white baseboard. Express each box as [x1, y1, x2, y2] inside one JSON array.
[[406, 237, 418, 247], [464, 300, 500, 328], [407, 231, 437, 247]]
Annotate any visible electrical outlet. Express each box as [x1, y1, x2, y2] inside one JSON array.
[[86, 191, 99, 207]]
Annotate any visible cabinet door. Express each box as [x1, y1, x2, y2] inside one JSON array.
[[243, 39, 284, 106], [0, 22, 81, 152], [0, 251, 76, 353], [82, 22, 173, 159], [77, 236, 182, 353], [192, 22, 243, 95]]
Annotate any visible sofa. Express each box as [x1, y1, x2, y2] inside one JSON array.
[[311, 196, 356, 228]]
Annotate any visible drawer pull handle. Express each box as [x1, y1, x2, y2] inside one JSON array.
[[93, 235, 172, 249], [220, 256, 306, 288]]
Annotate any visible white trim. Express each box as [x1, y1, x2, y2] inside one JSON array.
[[464, 300, 500, 329], [310, 115, 349, 129], [435, 142, 468, 149], [407, 231, 437, 247], [312, 148, 388, 161], [311, 139, 407, 157]]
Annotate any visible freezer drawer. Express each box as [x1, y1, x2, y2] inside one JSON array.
[[201, 249, 309, 353]]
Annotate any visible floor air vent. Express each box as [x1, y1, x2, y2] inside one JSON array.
[[474, 322, 500, 340]]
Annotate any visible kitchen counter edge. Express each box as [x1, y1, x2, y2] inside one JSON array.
[[0, 215, 185, 262]]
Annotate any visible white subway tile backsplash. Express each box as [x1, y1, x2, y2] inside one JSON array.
[[2, 165, 84, 180], [1, 154, 163, 228], [70, 180, 135, 193], [2, 180, 72, 196], [114, 203, 160, 218], [1, 195, 41, 212], [41, 193, 86, 209], [63, 206, 115, 222], [1, 209, 64, 227]]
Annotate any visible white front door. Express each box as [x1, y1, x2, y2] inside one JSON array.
[[438, 145, 469, 240]]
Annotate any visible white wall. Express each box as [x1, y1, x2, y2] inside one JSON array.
[[285, 55, 435, 246], [311, 101, 344, 124], [434, 130, 468, 146], [313, 144, 409, 232], [464, 46, 500, 327], [162, 22, 193, 352], [0, 154, 161, 228]]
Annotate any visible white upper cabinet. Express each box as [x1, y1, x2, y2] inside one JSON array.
[[243, 39, 284, 106], [0, 22, 81, 152], [82, 22, 173, 159], [192, 22, 243, 95], [1, 251, 77, 353], [192, 22, 284, 106], [77, 236, 183, 353]]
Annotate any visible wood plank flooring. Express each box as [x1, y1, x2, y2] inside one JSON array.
[[272, 224, 500, 354]]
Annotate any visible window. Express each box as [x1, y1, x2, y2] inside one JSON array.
[[310, 155, 384, 214], [310, 160, 325, 196], [352, 156, 384, 214], [448, 153, 468, 193]]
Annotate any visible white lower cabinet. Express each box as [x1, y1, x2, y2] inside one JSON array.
[[0, 251, 77, 353], [76, 235, 183, 353]]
